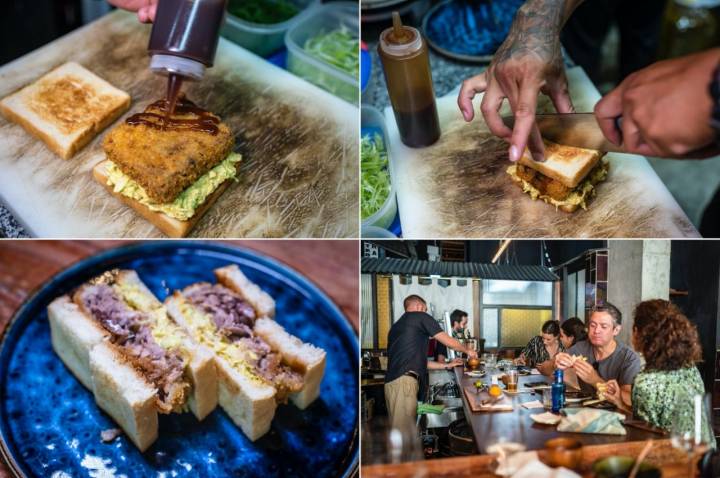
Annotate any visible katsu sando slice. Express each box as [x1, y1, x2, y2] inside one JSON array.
[[47, 269, 218, 451], [506, 139, 608, 212], [215, 265, 326, 409], [165, 266, 326, 440], [0, 62, 130, 159], [93, 97, 241, 237]]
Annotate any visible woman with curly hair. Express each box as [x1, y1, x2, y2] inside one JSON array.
[[604, 299, 715, 447]]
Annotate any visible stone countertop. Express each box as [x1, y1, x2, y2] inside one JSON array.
[[0, 204, 28, 238]]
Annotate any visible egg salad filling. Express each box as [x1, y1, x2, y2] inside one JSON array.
[[106, 153, 242, 221], [177, 298, 268, 386]]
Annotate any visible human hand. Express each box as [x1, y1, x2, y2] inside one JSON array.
[[448, 358, 464, 368], [107, 0, 158, 23], [573, 359, 601, 386], [555, 352, 574, 370], [457, 0, 576, 163], [514, 354, 526, 366], [601, 379, 623, 407], [595, 48, 720, 158]]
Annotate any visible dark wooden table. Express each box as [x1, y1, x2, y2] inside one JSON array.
[[454, 367, 661, 453], [0, 240, 358, 477]]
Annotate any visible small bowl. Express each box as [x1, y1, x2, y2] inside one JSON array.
[[592, 456, 661, 478], [544, 437, 583, 469]]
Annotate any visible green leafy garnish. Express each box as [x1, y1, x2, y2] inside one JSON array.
[[227, 0, 299, 24], [361, 133, 391, 219], [304, 27, 359, 78]]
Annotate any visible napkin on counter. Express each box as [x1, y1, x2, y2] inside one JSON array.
[[557, 408, 626, 435], [417, 403, 445, 415], [521, 400, 545, 409], [511, 459, 581, 478], [530, 368, 542, 375]]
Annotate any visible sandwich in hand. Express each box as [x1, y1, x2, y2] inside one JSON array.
[[47, 270, 218, 451], [93, 96, 241, 237], [0, 62, 130, 159], [165, 265, 327, 441], [507, 139, 608, 212]]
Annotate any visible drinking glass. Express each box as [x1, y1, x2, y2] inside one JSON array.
[[670, 392, 712, 478]]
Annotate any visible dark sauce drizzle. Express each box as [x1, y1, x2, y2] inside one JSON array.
[[125, 96, 220, 135]]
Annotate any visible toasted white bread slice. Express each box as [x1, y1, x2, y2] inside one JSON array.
[[89, 342, 158, 452], [111, 270, 218, 420], [254, 318, 326, 409], [215, 265, 275, 318], [165, 294, 277, 440], [47, 295, 108, 390], [0, 62, 130, 159], [92, 159, 236, 238], [518, 140, 604, 189]]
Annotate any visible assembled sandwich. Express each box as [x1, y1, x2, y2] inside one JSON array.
[[93, 96, 241, 237], [165, 265, 326, 441], [507, 139, 608, 212], [47, 269, 218, 451]]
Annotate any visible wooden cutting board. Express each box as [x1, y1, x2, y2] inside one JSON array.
[[0, 11, 358, 238], [463, 386, 513, 412], [385, 67, 699, 238]]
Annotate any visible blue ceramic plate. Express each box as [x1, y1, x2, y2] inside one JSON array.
[[0, 242, 358, 477]]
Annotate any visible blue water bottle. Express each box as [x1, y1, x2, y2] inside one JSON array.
[[552, 369, 565, 413]]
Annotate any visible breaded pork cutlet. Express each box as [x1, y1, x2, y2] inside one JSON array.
[[103, 100, 235, 204]]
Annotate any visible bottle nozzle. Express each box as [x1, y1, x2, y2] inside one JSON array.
[[392, 11, 403, 37]]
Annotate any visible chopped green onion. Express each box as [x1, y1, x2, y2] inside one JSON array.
[[361, 133, 391, 219]]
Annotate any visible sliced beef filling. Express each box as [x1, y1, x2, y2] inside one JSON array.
[[184, 283, 304, 401], [239, 336, 304, 401], [78, 284, 187, 410], [185, 283, 256, 340]]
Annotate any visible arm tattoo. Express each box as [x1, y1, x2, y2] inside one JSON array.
[[494, 0, 585, 65]]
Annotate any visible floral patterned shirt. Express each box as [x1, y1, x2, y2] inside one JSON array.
[[632, 366, 716, 449]]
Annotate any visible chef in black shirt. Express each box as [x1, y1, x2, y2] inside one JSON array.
[[384, 294, 477, 432]]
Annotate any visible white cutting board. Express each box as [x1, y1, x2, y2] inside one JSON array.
[[385, 67, 699, 238], [0, 10, 358, 238]]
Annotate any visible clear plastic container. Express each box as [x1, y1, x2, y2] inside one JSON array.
[[361, 105, 397, 231], [221, 0, 318, 57], [285, 2, 359, 104], [362, 225, 398, 238]]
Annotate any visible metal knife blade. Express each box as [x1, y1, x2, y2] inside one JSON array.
[[501, 113, 625, 153]]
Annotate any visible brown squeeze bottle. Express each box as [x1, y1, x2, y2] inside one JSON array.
[[378, 12, 440, 148], [147, 0, 228, 115]]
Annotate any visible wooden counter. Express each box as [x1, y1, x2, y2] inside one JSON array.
[[362, 440, 692, 477], [453, 367, 661, 453]]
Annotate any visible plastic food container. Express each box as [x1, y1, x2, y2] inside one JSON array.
[[221, 0, 318, 57], [361, 105, 397, 231], [285, 2, 359, 104], [362, 226, 398, 238]]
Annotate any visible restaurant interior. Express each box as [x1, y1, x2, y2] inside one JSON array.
[[361, 239, 720, 477]]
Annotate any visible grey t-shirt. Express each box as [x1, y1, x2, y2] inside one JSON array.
[[568, 340, 642, 394]]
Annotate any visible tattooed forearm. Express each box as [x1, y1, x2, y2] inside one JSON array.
[[494, 0, 585, 65]]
